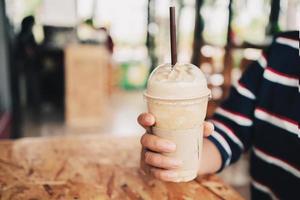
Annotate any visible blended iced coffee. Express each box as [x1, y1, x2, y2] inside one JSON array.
[[144, 63, 210, 182]]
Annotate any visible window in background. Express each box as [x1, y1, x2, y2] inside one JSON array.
[[152, 0, 196, 64], [279, 0, 300, 31], [39, 0, 77, 27], [231, 0, 270, 45], [77, 0, 149, 62], [90, 0, 148, 46], [77, 0, 149, 90], [177, 4, 195, 63], [201, 0, 229, 47], [5, 0, 41, 31]]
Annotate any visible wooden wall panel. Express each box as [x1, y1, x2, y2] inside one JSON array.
[[65, 45, 110, 127]]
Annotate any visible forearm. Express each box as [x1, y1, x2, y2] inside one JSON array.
[[198, 138, 222, 175]]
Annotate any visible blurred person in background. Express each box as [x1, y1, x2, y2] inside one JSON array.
[[16, 15, 40, 118], [138, 31, 299, 200]]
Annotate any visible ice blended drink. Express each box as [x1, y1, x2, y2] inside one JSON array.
[[144, 63, 211, 182]]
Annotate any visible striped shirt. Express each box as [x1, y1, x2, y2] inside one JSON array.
[[208, 31, 300, 200]]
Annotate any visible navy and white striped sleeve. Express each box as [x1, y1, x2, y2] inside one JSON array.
[[207, 50, 269, 171]]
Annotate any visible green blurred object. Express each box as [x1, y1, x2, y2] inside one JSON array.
[[84, 18, 94, 27], [119, 61, 149, 90]]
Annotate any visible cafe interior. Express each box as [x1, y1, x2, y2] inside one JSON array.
[[0, 0, 299, 199]]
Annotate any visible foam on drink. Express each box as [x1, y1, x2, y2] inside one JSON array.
[[146, 63, 210, 100]]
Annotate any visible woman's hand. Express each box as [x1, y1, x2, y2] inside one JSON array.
[[138, 113, 215, 181]]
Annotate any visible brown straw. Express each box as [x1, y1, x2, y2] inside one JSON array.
[[169, 6, 177, 66]]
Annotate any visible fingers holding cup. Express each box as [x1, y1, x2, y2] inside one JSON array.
[[144, 151, 182, 169]]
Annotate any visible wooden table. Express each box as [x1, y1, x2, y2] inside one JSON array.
[[0, 135, 244, 200]]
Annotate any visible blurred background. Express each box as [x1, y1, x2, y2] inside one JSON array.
[[0, 0, 299, 198]]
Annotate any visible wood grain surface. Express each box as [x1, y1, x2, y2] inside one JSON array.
[[0, 135, 244, 200]]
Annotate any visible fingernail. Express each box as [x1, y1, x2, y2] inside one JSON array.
[[145, 115, 153, 124]]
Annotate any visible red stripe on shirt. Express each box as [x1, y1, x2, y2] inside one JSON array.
[[252, 178, 280, 200], [276, 37, 299, 43], [255, 146, 300, 171], [266, 67, 299, 79], [238, 81, 247, 89], [256, 107, 298, 126], [213, 119, 240, 139], [220, 107, 252, 121]]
